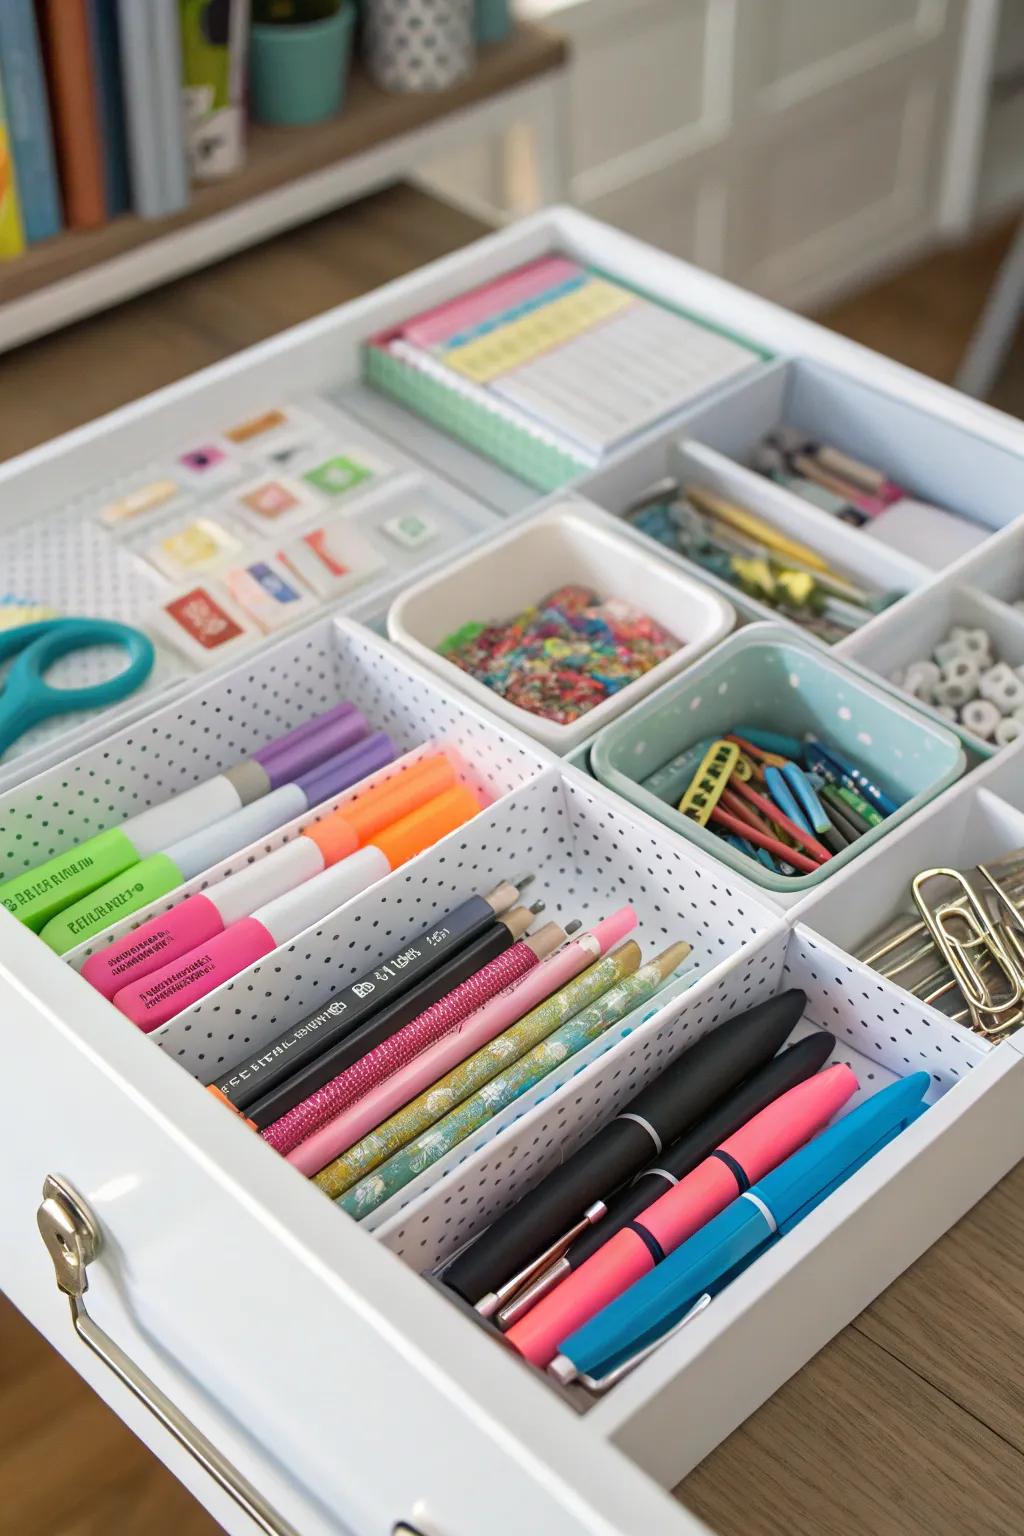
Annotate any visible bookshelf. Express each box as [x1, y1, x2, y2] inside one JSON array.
[[0, 24, 568, 355]]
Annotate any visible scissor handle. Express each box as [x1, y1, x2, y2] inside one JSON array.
[[0, 619, 155, 757]]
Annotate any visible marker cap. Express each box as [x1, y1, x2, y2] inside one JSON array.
[[371, 786, 481, 870], [297, 733, 396, 808], [261, 709, 369, 789], [252, 703, 357, 771], [304, 755, 456, 867]]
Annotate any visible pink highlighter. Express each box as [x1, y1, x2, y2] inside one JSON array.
[[111, 783, 481, 1031], [506, 1063, 858, 1368], [83, 754, 456, 1001], [287, 906, 638, 1177]]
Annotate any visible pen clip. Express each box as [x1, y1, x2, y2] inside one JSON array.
[[573, 1293, 713, 1395]]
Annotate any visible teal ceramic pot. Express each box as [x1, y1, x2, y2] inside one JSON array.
[[475, 0, 512, 43], [250, 3, 356, 126]]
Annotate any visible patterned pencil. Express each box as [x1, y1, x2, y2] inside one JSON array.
[[311, 937, 642, 1196], [338, 943, 691, 1221]]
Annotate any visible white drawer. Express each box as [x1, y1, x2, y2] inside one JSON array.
[[3, 208, 1024, 1536]]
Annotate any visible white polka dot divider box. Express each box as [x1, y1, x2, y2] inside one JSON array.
[[587, 621, 966, 900], [138, 758, 782, 1084], [363, 0, 475, 94], [0, 611, 549, 975], [374, 915, 988, 1273]]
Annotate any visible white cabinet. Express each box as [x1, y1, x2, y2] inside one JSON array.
[[438, 0, 970, 308]]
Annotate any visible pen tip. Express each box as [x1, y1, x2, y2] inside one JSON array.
[[529, 899, 546, 914], [565, 918, 582, 934], [513, 873, 535, 889]]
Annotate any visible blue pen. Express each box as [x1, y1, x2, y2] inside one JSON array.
[[723, 830, 778, 874], [764, 765, 814, 837], [806, 740, 899, 817], [782, 762, 848, 853], [735, 727, 803, 759], [550, 1072, 930, 1388]]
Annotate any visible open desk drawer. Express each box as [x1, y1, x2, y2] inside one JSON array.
[[2, 617, 1022, 1536], [3, 206, 1024, 1536]]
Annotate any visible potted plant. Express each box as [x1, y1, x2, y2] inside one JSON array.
[[250, 0, 356, 126]]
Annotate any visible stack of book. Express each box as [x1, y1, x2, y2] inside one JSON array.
[[0, 0, 247, 257]]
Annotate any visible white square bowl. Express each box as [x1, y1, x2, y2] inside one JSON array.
[[386, 498, 737, 750]]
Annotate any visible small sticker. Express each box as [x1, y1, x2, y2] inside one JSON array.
[[179, 445, 227, 474], [303, 455, 373, 497], [240, 480, 302, 520], [248, 560, 302, 603], [166, 587, 245, 649], [225, 554, 318, 632], [225, 408, 289, 444], [100, 479, 180, 526], [382, 511, 439, 549], [145, 516, 242, 580], [279, 523, 383, 599]]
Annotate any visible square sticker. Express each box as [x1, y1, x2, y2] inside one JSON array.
[[240, 480, 302, 520], [225, 554, 318, 632], [382, 510, 439, 550], [176, 442, 242, 491], [152, 583, 256, 667], [143, 515, 243, 581], [303, 455, 374, 498], [279, 523, 384, 600]]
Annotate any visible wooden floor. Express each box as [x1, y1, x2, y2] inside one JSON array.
[[2, 187, 1023, 1536]]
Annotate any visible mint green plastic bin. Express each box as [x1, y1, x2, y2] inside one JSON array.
[[589, 623, 966, 895]]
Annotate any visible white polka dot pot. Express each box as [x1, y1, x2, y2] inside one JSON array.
[[588, 621, 967, 898], [363, 0, 475, 93]]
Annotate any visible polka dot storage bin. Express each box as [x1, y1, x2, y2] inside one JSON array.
[[364, 0, 475, 92], [588, 621, 966, 898]]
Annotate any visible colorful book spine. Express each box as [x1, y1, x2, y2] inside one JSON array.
[[0, 0, 62, 244], [89, 0, 131, 216], [38, 0, 107, 229], [0, 75, 26, 258], [179, 0, 248, 180], [117, 0, 189, 218]]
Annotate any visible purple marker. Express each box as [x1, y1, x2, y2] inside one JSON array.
[[39, 732, 395, 958]]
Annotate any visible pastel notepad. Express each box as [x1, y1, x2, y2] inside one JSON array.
[[368, 255, 761, 473]]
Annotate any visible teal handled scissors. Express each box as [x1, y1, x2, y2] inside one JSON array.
[[0, 618, 155, 757]]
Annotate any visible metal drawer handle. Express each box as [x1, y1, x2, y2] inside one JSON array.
[[37, 1174, 300, 1536]]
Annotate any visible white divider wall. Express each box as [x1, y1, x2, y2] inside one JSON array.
[[156, 768, 781, 1082]]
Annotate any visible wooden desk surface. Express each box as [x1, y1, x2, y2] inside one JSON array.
[[0, 186, 1021, 1536]]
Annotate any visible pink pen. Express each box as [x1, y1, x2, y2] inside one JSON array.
[[288, 906, 638, 1177], [506, 1063, 857, 1368]]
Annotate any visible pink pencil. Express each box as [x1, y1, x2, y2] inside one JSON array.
[[287, 907, 638, 1177]]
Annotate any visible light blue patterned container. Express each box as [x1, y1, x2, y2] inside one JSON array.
[[589, 622, 966, 894]]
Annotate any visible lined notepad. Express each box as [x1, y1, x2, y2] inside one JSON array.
[[368, 256, 760, 470]]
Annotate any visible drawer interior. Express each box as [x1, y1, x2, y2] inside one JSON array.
[[4, 208, 1024, 1533]]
